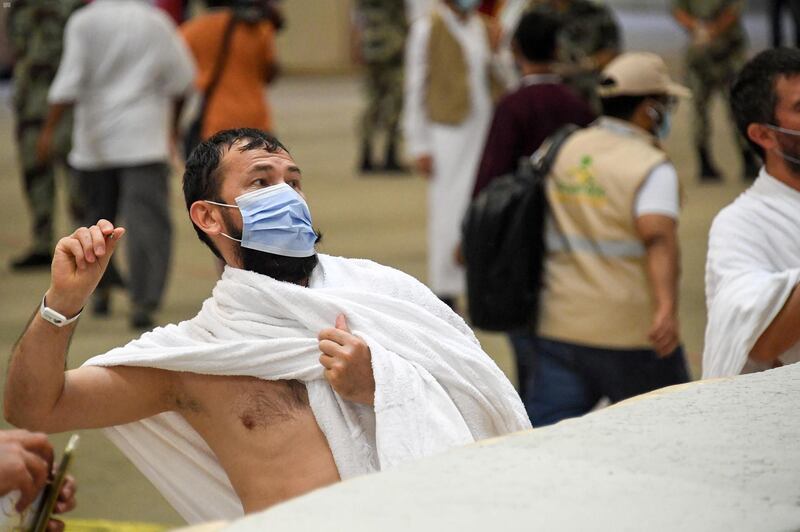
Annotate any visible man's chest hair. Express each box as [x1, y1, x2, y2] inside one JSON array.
[[172, 375, 311, 430]]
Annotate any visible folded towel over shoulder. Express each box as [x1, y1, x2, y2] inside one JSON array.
[[84, 255, 531, 523]]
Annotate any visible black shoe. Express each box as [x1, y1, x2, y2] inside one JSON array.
[[698, 147, 722, 182], [131, 308, 154, 330], [382, 138, 409, 175], [359, 140, 376, 174], [10, 250, 52, 271], [359, 160, 378, 174]]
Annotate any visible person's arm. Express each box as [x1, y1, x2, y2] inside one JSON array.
[[634, 163, 682, 357], [708, 4, 740, 39], [5, 221, 176, 433], [402, 18, 434, 177], [637, 214, 681, 357], [672, 1, 698, 33], [750, 285, 800, 364], [36, 102, 72, 165]]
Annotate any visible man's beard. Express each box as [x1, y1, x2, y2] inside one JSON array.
[[776, 134, 800, 176], [221, 209, 319, 285]]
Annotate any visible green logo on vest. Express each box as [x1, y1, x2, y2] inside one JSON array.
[[555, 155, 607, 200]]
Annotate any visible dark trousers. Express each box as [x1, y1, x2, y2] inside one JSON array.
[[771, 0, 800, 47], [524, 337, 690, 427], [77, 162, 172, 310]]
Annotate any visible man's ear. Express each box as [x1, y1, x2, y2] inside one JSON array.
[[747, 123, 777, 154], [189, 201, 224, 237]]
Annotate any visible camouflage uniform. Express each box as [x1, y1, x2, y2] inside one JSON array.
[[8, 0, 82, 257], [530, 0, 621, 112], [674, 0, 753, 175], [355, 0, 408, 171]]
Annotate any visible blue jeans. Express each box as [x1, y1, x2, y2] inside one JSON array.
[[524, 337, 690, 427], [509, 331, 537, 401]]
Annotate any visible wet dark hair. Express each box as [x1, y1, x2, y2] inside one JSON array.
[[182, 128, 319, 283], [513, 9, 561, 63], [731, 47, 800, 158]]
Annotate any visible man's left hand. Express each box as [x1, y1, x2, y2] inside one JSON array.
[[648, 308, 680, 358], [318, 314, 375, 405]]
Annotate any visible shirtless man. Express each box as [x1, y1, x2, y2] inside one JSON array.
[[5, 129, 377, 515]]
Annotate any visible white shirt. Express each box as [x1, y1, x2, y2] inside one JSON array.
[[48, 0, 195, 169], [597, 118, 680, 219]]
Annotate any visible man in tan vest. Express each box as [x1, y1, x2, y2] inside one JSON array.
[[528, 52, 690, 426]]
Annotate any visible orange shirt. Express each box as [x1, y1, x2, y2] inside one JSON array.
[[180, 11, 275, 139]]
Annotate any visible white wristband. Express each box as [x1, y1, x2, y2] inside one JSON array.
[[39, 295, 82, 327]]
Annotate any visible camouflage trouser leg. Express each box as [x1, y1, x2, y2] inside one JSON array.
[[361, 63, 382, 147], [686, 60, 715, 151], [380, 63, 404, 143], [686, 48, 745, 152], [360, 61, 404, 147], [17, 124, 56, 254]]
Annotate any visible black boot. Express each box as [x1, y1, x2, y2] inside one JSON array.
[[382, 137, 409, 174], [698, 146, 722, 182], [359, 140, 376, 174], [742, 150, 761, 181]]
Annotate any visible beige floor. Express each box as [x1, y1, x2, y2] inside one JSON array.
[[0, 69, 750, 525]]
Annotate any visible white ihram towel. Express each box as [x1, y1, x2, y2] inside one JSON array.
[[83, 255, 531, 523], [703, 169, 800, 378]]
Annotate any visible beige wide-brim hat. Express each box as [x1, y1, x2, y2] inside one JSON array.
[[597, 52, 691, 98]]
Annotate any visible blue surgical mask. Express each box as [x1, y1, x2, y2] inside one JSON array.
[[205, 183, 317, 258], [656, 110, 672, 140], [647, 103, 672, 140]]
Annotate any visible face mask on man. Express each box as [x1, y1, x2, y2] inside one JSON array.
[[764, 123, 800, 168], [453, 0, 481, 12], [646, 102, 672, 140], [205, 183, 317, 258]]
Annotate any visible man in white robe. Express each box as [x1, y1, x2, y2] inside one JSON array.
[[703, 48, 800, 378], [4, 128, 531, 523], [403, 0, 501, 307]]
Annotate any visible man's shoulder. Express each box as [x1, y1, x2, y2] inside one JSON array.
[[318, 254, 420, 287], [708, 189, 767, 242]]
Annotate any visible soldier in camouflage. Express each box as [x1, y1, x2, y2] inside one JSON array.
[[673, 0, 760, 181], [354, 0, 408, 173], [529, 0, 621, 113], [7, 0, 84, 269]]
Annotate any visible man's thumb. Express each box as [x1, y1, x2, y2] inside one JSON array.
[[335, 313, 350, 332], [102, 228, 126, 262]]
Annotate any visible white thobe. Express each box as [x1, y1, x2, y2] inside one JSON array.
[[703, 167, 800, 378], [403, 4, 495, 296]]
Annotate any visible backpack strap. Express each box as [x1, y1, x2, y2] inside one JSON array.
[[531, 124, 579, 175]]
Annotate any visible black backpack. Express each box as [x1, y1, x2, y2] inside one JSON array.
[[462, 125, 577, 331]]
